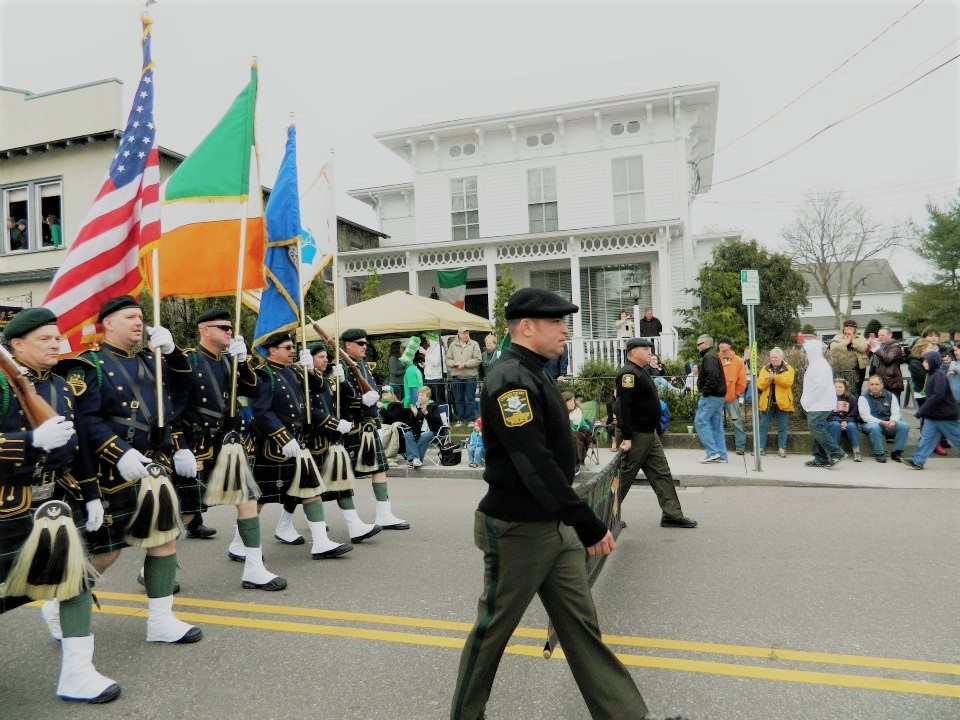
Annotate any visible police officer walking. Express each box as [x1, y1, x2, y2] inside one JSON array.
[[450, 288, 687, 720], [616, 338, 697, 528]]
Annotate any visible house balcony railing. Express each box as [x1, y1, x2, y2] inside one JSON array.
[[563, 332, 679, 373]]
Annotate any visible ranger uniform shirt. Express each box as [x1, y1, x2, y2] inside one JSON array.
[[616, 360, 661, 435], [477, 344, 606, 547]]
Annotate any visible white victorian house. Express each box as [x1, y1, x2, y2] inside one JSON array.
[[343, 83, 721, 370]]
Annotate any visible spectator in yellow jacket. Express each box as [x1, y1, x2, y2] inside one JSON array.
[[756, 347, 795, 457]]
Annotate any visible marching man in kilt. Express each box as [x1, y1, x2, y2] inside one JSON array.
[[239, 331, 351, 559], [45, 296, 202, 646], [267, 342, 381, 547], [339, 329, 409, 531], [1, 308, 120, 702], [179, 309, 286, 591]]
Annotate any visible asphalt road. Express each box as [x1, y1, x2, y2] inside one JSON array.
[[2, 477, 958, 720]]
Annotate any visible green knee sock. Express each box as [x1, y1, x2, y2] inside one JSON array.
[[237, 516, 260, 548], [372, 482, 389, 502], [302, 500, 325, 522], [59, 590, 92, 638], [337, 495, 355, 510], [143, 553, 178, 598]]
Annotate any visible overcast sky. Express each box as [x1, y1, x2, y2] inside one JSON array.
[[2, 0, 958, 283]]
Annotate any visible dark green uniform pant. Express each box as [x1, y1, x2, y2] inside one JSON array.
[[451, 511, 648, 720], [619, 432, 683, 520]]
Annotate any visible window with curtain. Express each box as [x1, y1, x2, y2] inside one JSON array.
[[527, 167, 558, 233], [611, 156, 645, 224], [450, 176, 479, 241], [529, 263, 652, 339]]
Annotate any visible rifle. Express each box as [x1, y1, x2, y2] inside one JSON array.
[[308, 318, 374, 394], [0, 344, 59, 427]]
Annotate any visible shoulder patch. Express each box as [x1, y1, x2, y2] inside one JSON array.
[[621, 373, 635, 388], [65, 367, 87, 396], [497, 389, 533, 427]]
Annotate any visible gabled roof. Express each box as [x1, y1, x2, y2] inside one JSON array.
[[799, 259, 904, 296]]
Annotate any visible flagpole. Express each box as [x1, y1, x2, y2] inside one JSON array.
[[327, 149, 342, 418], [151, 248, 164, 429], [290, 117, 312, 425]]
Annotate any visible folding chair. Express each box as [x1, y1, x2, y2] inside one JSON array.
[[583, 422, 602, 467], [424, 404, 452, 466]]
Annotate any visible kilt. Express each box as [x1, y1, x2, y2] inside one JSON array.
[[0, 497, 84, 614], [343, 423, 389, 477], [173, 470, 207, 515], [253, 458, 297, 506]]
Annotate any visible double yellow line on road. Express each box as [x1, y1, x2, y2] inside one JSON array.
[[91, 591, 960, 699]]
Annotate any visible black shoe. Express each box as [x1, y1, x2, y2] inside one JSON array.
[[350, 525, 382, 543], [875, 454, 887, 463], [890, 451, 903, 463], [660, 515, 698, 528], [186, 524, 217, 539], [828, 452, 847, 466], [227, 550, 246, 562], [804, 460, 829, 467], [175, 627, 203, 644], [735, 449, 745, 455], [644, 714, 689, 720], [312, 543, 354, 559], [60, 682, 122, 704], [274, 534, 305, 545], [903, 458, 924, 470], [137, 572, 180, 595], [241, 576, 288, 591]]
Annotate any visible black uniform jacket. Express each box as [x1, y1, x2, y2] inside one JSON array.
[[250, 360, 308, 463], [181, 345, 257, 462], [477, 344, 606, 547], [0, 364, 91, 518], [71, 342, 191, 488], [616, 359, 661, 435]]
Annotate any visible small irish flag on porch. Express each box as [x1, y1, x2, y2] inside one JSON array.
[[436, 268, 467, 309]]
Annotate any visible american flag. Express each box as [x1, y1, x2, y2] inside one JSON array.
[[43, 14, 160, 350]]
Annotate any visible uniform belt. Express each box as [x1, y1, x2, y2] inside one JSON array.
[[196, 406, 224, 420], [107, 414, 151, 440]]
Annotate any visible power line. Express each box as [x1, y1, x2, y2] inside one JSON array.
[[706, 174, 960, 198], [711, 52, 960, 187], [706, 180, 960, 205], [704, 0, 929, 162]]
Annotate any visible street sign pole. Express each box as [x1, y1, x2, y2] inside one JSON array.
[[741, 270, 761, 471]]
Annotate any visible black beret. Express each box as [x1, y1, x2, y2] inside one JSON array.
[[262, 331, 293, 349], [197, 308, 231, 324], [504, 288, 578, 321], [308, 342, 328, 356], [340, 328, 367, 342], [3, 307, 58, 341], [625, 338, 653, 351], [98, 295, 141, 322]]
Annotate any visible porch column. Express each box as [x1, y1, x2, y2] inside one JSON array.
[[568, 236, 583, 376], [484, 245, 497, 324], [407, 251, 420, 296], [658, 227, 674, 359]]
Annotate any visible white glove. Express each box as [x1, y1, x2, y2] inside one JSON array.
[[336, 419, 353, 434], [331, 364, 345, 382], [173, 449, 198, 478], [31, 416, 75, 451], [85, 499, 105, 532], [281, 438, 300, 458], [147, 325, 175, 355], [299, 349, 314, 370], [362, 390, 380, 407], [228, 336, 248, 362], [117, 449, 151, 481]]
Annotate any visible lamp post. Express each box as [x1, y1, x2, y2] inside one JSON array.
[[429, 286, 439, 300], [628, 283, 642, 338]]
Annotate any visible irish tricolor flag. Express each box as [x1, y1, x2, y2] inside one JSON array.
[[149, 63, 265, 297], [436, 268, 467, 309]]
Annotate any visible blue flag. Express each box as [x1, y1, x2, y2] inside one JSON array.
[[254, 125, 302, 354]]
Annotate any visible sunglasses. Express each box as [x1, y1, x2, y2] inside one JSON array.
[[276, 344, 295, 351], [207, 324, 233, 332], [352, 340, 368, 346]]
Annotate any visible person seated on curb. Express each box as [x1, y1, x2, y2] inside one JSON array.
[[826, 378, 863, 462], [904, 349, 960, 469], [402, 386, 442, 468], [857, 374, 909, 463], [467, 416, 485, 467]]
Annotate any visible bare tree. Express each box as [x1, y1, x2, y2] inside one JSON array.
[[782, 188, 903, 326]]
